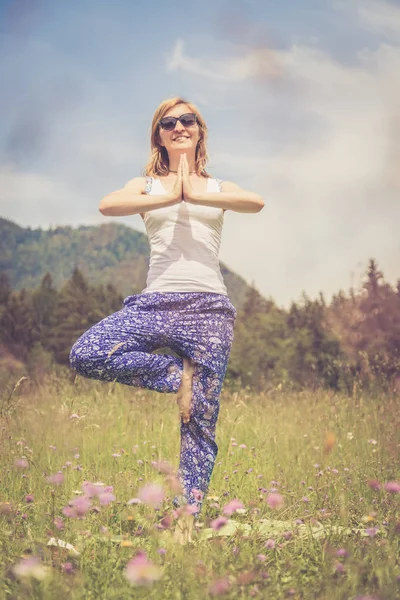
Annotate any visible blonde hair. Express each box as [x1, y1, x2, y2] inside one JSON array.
[[142, 96, 211, 178]]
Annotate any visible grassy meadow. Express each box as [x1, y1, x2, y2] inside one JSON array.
[[0, 370, 399, 599]]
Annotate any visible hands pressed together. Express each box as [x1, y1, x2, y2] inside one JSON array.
[[169, 153, 199, 204]]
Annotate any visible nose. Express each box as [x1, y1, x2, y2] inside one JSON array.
[[173, 119, 185, 132]]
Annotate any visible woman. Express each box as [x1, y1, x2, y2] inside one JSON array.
[[69, 96, 264, 543]]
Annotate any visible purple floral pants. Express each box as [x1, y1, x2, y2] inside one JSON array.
[[69, 291, 237, 519]]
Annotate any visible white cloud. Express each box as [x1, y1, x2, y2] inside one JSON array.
[[2, 3, 400, 308], [166, 30, 400, 306], [0, 160, 140, 230], [337, 0, 400, 37], [167, 39, 282, 83]]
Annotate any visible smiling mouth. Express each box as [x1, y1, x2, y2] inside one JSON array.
[[173, 136, 190, 141]]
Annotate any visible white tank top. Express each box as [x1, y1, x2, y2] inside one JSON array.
[[140, 176, 228, 295]]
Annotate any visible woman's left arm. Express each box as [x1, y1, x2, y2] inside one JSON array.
[[188, 180, 265, 213]]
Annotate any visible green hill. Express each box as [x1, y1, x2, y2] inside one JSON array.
[[0, 216, 257, 309]]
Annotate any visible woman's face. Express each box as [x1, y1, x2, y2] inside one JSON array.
[[158, 103, 201, 155]]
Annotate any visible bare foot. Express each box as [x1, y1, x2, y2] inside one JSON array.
[[173, 513, 195, 545], [177, 357, 195, 423]]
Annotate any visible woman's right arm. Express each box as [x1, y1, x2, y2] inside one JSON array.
[[99, 177, 179, 217]]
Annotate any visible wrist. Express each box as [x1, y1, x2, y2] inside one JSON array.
[[166, 192, 182, 204], [185, 193, 200, 203]]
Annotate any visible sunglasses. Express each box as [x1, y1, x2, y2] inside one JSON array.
[[159, 112, 197, 131]]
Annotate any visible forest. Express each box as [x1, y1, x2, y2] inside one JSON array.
[[1, 258, 399, 394]]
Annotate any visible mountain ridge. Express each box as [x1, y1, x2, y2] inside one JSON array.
[[0, 216, 260, 309]]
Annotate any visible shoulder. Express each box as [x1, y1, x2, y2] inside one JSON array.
[[214, 177, 240, 213], [218, 180, 242, 192], [123, 176, 150, 194], [216, 180, 242, 213]]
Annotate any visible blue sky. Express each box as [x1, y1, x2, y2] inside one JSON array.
[[1, 0, 399, 308]]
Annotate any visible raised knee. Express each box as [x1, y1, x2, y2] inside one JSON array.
[[69, 343, 86, 374]]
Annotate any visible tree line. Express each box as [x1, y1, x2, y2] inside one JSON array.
[[0, 259, 399, 394]]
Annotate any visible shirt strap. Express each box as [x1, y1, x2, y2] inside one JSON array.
[[215, 177, 223, 192], [144, 176, 152, 194]]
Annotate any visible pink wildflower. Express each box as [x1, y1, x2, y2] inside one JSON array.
[[191, 488, 204, 502], [61, 562, 74, 574], [137, 483, 165, 508], [62, 506, 76, 518], [261, 571, 270, 579], [223, 498, 244, 516], [384, 481, 400, 493], [15, 458, 29, 469], [257, 554, 266, 561], [47, 472, 64, 485], [98, 492, 116, 506], [63, 497, 91, 518], [54, 516, 64, 530], [25, 494, 34, 503], [13, 556, 48, 580], [82, 482, 105, 497], [266, 492, 284, 509], [175, 503, 199, 517], [211, 516, 228, 530], [367, 479, 381, 490], [334, 561, 345, 573], [124, 551, 162, 586], [209, 576, 231, 596], [265, 539, 275, 549]]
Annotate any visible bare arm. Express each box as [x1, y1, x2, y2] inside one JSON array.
[[188, 180, 264, 213], [98, 177, 179, 217]]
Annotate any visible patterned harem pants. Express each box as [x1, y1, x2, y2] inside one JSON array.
[[69, 291, 237, 519]]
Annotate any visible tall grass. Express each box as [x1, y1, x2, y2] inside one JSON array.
[[0, 369, 399, 599]]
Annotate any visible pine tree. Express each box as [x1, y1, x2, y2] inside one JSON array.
[[92, 282, 124, 316], [31, 273, 58, 351], [0, 272, 11, 305], [241, 281, 273, 319], [356, 259, 400, 382], [286, 295, 342, 389], [0, 288, 37, 361], [0, 272, 12, 344], [363, 258, 384, 299], [47, 267, 100, 364]]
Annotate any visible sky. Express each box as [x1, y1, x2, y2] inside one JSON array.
[[0, 0, 399, 309]]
